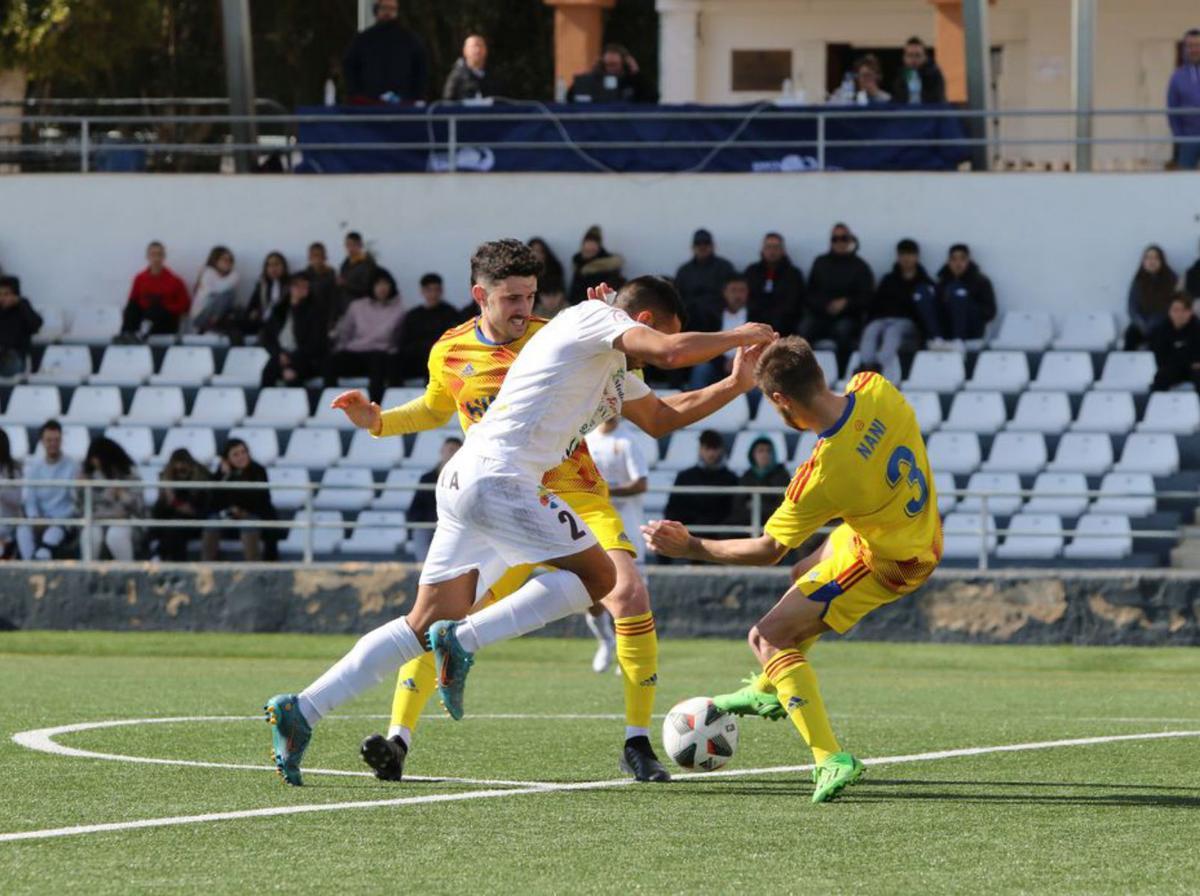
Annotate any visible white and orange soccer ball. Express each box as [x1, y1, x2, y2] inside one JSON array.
[[661, 697, 739, 772]]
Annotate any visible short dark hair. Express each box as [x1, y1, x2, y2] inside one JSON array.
[[755, 336, 826, 403], [1185, 28, 1200, 38], [470, 238, 543, 287], [906, 36, 926, 47], [345, 231, 363, 244], [949, 243, 971, 257], [763, 231, 784, 242], [420, 272, 443, 287], [41, 419, 62, 436], [147, 240, 164, 251], [614, 275, 686, 325], [724, 273, 748, 288], [443, 436, 463, 448], [0, 275, 19, 294], [1170, 292, 1193, 310], [308, 241, 326, 254], [897, 238, 920, 255], [698, 429, 724, 450], [290, 273, 311, 287]]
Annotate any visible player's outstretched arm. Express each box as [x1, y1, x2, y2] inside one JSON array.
[[616, 322, 776, 370], [331, 389, 453, 437], [641, 519, 789, 566]]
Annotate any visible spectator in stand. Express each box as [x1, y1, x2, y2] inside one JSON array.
[[339, 231, 379, 312], [688, 276, 750, 388], [568, 44, 657, 104], [261, 275, 330, 388], [1183, 237, 1200, 301], [1167, 29, 1200, 170], [443, 34, 502, 101], [1124, 245, 1179, 350], [568, 225, 625, 305], [408, 435, 461, 562], [325, 269, 404, 403], [802, 223, 874, 368], [1149, 294, 1200, 392], [892, 37, 946, 104], [342, 0, 428, 104], [0, 275, 42, 378], [745, 232, 805, 335], [241, 251, 289, 339], [675, 229, 736, 326], [662, 430, 738, 547], [17, 420, 79, 560], [202, 438, 276, 562], [191, 246, 240, 335], [81, 436, 143, 561], [858, 238, 932, 380], [919, 243, 998, 349], [733, 436, 791, 528], [151, 448, 211, 562], [0, 429, 21, 559], [396, 272, 460, 382], [302, 242, 340, 329], [854, 55, 892, 105], [528, 237, 567, 317], [121, 241, 190, 338]]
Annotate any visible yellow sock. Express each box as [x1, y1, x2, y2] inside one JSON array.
[[752, 671, 775, 694], [763, 646, 841, 764], [614, 612, 658, 733], [389, 652, 437, 736]]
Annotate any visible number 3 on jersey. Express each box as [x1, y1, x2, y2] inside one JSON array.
[[885, 445, 929, 517]]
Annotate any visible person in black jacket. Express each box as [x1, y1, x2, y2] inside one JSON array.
[[663, 430, 739, 550], [202, 438, 277, 562], [151, 449, 211, 561], [745, 232, 805, 335], [409, 436, 461, 561], [0, 276, 42, 378], [567, 44, 657, 104], [1150, 294, 1200, 392], [921, 243, 998, 346], [801, 223, 874, 368], [239, 252, 289, 340], [342, 0, 428, 103], [674, 228, 736, 325], [442, 35, 502, 101], [858, 238, 932, 380], [396, 273, 461, 382], [733, 436, 791, 528], [568, 225, 624, 305], [1186, 238, 1200, 301], [892, 37, 947, 104], [260, 275, 329, 387]]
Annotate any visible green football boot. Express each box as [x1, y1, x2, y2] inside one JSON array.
[[427, 620, 475, 721], [264, 693, 312, 787], [712, 673, 785, 721], [811, 752, 865, 804]]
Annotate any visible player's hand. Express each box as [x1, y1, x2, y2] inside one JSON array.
[[585, 282, 617, 304], [641, 519, 693, 558], [730, 322, 777, 347], [729, 343, 768, 393], [330, 389, 382, 432]]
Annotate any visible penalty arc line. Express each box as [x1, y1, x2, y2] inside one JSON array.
[[2, 728, 1198, 844]]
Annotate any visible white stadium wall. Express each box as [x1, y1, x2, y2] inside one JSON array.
[[1, 172, 1198, 319]]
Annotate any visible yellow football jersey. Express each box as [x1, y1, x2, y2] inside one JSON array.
[[764, 371, 942, 591]]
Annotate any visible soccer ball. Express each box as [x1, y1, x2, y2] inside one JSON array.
[[662, 697, 739, 772]]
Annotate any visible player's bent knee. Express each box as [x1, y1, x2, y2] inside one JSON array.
[[604, 577, 649, 617]]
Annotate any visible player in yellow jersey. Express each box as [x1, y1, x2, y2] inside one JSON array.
[[331, 242, 772, 783], [643, 336, 942, 803]]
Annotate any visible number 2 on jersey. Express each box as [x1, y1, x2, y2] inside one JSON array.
[[558, 510, 586, 541], [885, 445, 929, 517]]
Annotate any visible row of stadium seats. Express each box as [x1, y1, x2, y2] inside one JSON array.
[[941, 512, 1138, 561], [901, 350, 1157, 394]]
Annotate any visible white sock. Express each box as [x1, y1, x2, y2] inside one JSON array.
[[386, 724, 413, 749], [625, 726, 650, 740], [455, 570, 592, 654], [585, 610, 615, 644], [298, 617, 424, 725]]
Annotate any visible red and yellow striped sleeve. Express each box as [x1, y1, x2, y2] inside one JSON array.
[[763, 449, 836, 550]]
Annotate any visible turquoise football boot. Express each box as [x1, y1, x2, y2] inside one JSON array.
[[264, 693, 312, 786]]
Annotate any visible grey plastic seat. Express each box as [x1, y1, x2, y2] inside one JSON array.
[[339, 511, 408, 555], [1024, 472, 1089, 517], [981, 432, 1047, 475], [995, 513, 1063, 560], [65, 385, 124, 427], [1063, 514, 1133, 560], [964, 351, 1030, 392]]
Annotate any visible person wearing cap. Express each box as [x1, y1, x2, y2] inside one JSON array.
[[675, 228, 737, 327], [802, 223, 875, 370], [857, 238, 932, 380]]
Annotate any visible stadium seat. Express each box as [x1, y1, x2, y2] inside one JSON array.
[[279, 428, 343, 469], [210, 346, 270, 387], [925, 432, 982, 476], [989, 311, 1054, 351], [657, 430, 703, 472], [313, 467, 376, 511], [1052, 311, 1117, 351], [964, 351, 1030, 393], [278, 510, 344, 557], [683, 394, 750, 432], [748, 400, 792, 432], [33, 424, 88, 460], [404, 430, 458, 470], [1091, 472, 1156, 517], [149, 346, 215, 386], [957, 472, 1022, 516], [306, 387, 360, 430], [981, 432, 1047, 474], [728, 431, 787, 475], [1062, 513, 1133, 560], [185, 387, 248, 427], [902, 352, 966, 393], [31, 307, 66, 346], [1029, 352, 1094, 393], [65, 385, 124, 427], [63, 306, 121, 344], [380, 387, 427, 410], [372, 468, 425, 510], [103, 425, 155, 463], [814, 350, 839, 386], [625, 425, 660, 469], [1114, 433, 1179, 475], [1047, 433, 1113, 475], [246, 388, 310, 428], [226, 427, 279, 465], [1005, 391, 1072, 435], [155, 427, 217, 466], [136, 464, 162, 506], [2, 424, 30, 461], [1137, 392, 1200, 434], [1094, 352, 1154, 392], [266, 466, 311, 512], [644, 470, 676, 517], [120, 386, 186, 427], [1024, 472, 1090, 517], [995, 513, 1063, 560], [341, 428, 406, 470], [28, 345, 93, 385], [0, 385, 62, 427], [941, 512, 997, 560], [941, 391, 1007, 435], [933, 470, 957, 515], [903, 391, 943, 434], [792, 431, 820, 465], [1070, 391, 1136, 434], [88, 346, 153, 386], [339, 510, 408, 556]]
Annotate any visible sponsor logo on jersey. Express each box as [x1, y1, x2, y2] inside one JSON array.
[[461, 362, 475, 377], [787, 695, 808, 711], [617, 532, 631, 543]]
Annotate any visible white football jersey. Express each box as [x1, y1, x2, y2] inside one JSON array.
[[464, 301, 652, 474]]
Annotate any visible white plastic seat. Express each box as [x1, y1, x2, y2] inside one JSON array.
[[644, 470, 676, 517], [1091, 472, 1155, 517], [267, 466, 311, 512], [88, 346, 153, 386], [990, 312, 1053, 351], [155, 427, 217, 466], [728, 431, 787, 475], [982, 432, 1048, 474], [28, 345, 93, 385], [902, 352, 966, 393], [1094, 352, 1154, 393], [1006, 391, 1072, 435], [210, 347, 270, 387], [64, 306, 121, 344], [341, 428, 406, 470], [934, 470, 957, 515], [941, 512, 997, 559], [280, 428, 344, 469], [683, 394, 750, 432], [748, 400, 792, 432], [185, 387, 248, 427], [65, 386, 124, 427], [965, 351, 1030, 392], [995, 513, 1063, 559], [1053, 311, 1116, 351], [31, 307, 67, 346], [814, 350, 839, 387], [339, 510, 408, 555], [656, 431, 704, 473], [791, 431, 821, 465], [958, 472, 1023, 516], [1024, 472, 1089, 517], [149, 346, 214, 386], [1048, 433, 1113, 475], [1114, 433, 1179, 475], [120, 386, 186, 427], [103, 425, 155, 463], [403, 430, 460, 470], [278, 510, 344, 556], [903, 391, 943, 434], [2, 424, 30, 461], [1138, 392, 1200, 434], [136, 464, 162, 505], [307, 387, 361, 430], [372, 468, 425, 510], [1029, 352, 1094, 393], [246, 388, 310, 428], [226, 426, 279, 465], [625, 425, 660, 469], [380, 387, 427, 410], [1, 385, 62, 427], [1063, 513, 1133, 560], [1070, 391, 1136, 434], [941, 391, 1007, 435], [925, 432, 981, 476], [313, 467, 376, 511]]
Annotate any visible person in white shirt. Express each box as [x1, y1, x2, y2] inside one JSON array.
[[689, 274, 750, 388], [191, 245, 240, 334]]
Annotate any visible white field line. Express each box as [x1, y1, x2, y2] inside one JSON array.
[[3, 720, 1198, 844]]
